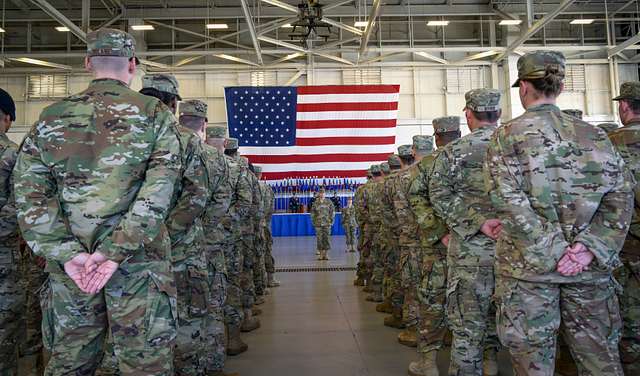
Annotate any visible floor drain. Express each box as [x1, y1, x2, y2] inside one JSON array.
[[275, 265, 357, 273]]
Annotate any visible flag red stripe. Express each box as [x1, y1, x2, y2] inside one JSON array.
[[296, 102, 398, 112], [296, 119, 396, 129], [245, 153, 391, 164], [297, 85, 400, 95], [262, 170, 367, 180], [295, 136, 395, 146]]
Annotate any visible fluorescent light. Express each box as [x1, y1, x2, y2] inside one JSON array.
[[354, 21, 369, 27], [10, 57, 72, 70], [570, 19, 594, 25], [427, 20, 449, 26], [55, 26, 70, 32], [499, 20, 522, 26], [130, 25, 154, 31], [206, 23, 229, 30], [282, 24, 293, 28], [0, 28, 5, 33]]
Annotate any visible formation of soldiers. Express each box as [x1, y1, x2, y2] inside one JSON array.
[[354, 51, 640, 376], [0, 28, 280, 376]]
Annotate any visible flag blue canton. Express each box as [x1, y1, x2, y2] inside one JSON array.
[[225, 86, 298, 147]]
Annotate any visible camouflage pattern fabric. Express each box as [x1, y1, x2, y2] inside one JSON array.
[[233, 157, 256, 310], [19, 246, 48, 375], [511, 50, 566, 87], [341, 205, 357, 250], [14, 78, 181, 375], [311, 197, 335, 251], [248, 172, 266, 296], [381, 172, 403, 316], [353, 183, 371, 281], [368, 181, 386, 291], [260, 182, 275, 275], [485, 103, 633, 375]]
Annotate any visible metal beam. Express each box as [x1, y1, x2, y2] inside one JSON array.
[[260, 0, 299, 14], [414, 51, 448, 64], [525, 0, 534, 28], [359, 0, 383, 57], [611, 0, 637, 16], [314, 36, 360, 51], [31, 0, 86, 42], [493, 0, 577, 61], [215, 54, 260, 66], [358, 52, 404, 64], [454, 50, 501, 63], [323, 0, 354, 12], [285, 70, 305, 85], [240, 0, 264, 65], [82, 0, 91, 33], [258, 35, 306, 53], [173, 56, 204, 67], [313, 52, 354, 65], [146, 20, 253, 51], [321, 17, 364, 35], [9, 0, 30, 13], [268, 52, 304, 66], [139, 59, 172, 69], [257, 17, 299, 35], [608, 33, 640, 57]]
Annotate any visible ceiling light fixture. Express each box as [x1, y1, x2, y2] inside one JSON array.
[[282, 24, 293, 28], [0, 28, 5, 33], [354, 21, 369, 27], [570, 19, 594, 25], [206, 23, 229, 30], [55, 26, 70, 32], [427, 20, 449, 26], [10, 57, 72, 70], [499, 20, 522, 26], [130, 24, 154, 31]]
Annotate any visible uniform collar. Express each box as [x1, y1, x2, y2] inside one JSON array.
[[90, 78, 129, 88], [527, 103, 560, 113]]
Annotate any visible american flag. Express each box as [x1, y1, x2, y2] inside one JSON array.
[[224, 85, 400, 181]]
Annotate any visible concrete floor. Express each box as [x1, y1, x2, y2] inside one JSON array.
[[226, 236, 514, 376]]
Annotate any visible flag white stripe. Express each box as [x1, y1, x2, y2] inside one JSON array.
[[296, 127, 396, 138], [265, 177, 368, 184], [238, 144, 396, 155], [296, 110, 398, 121], [259, 161, 379, 173], [297, 93, 400, 104]]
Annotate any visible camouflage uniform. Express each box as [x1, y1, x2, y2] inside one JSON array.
[[599, 122, 620, 134], [341, 203, 357, 252], [311, 193, 335, 260], [430, 89, 502, 375], [485, 51, 632, 376], [562, 109, 584, 120], [353, 176, 372, 284], [367, 166, 386, 301], [247, 168, 266, 298], [259, 178, 276, 285], [610, 82, 640, 375], [14, 29, 180, 376]]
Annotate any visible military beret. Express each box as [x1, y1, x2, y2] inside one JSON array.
[[253, 165, 262, 174], [433, 116, 461, 134], [398, 144, 413, 157], [226, 138, 239, 150], [613, 82, 640, 101], [206, 126, 227, 139], [0, 88, 16, 122], [87, 28, 139, 64], [413, 135, 434, 153], [465, 88, 501, 112], [388, 154, 402, 169], [562, 109, 583, 120], [597, 122, 619, 133], [141, 74, 182, 100], [371, 164, 381, 175], [180, 100, 208, 120], [381, 162, 390, 174], [512, 51, 565, 88]]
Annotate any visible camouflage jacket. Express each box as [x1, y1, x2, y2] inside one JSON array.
[[231, 156, 255, 238], [354, 183, 368, 229], [248, 171, 262, 236], [311, 197, 335, 227], [341, 205, 357, 229], [259, 182, 274, 229], [609, 120, 640, 263], [382, 172, 401, 247], [393, 165, 421, 248], [367, 180, 384, 232], [0, 132, 18, 263], [201, 145, 232, 245], [485, 104, 634, 283], [409, 154, 449, 251], [431, 125, 497, 267], [14, 78, 181, 268], [166, 127, 209, 264]]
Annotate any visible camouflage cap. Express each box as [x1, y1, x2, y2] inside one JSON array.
[[465, 88, 501, 112], [597, 122, 619, 133], [562, 109, 583, 120], [206, 126, 227, 139], [613, 82, 640, 101], [398, 144, 413, 157], [254, 165, 262, 174], [141, 74, 182, 100], [371, 164, 381, 175], [388, 154, 402, 169], [413, 135, 434, 153], [512, 51, 565, 88], [180, 100, 208, 120], [381, 162, 390, 174], [87, 28, 139, 63], [433, 116, 461, 134], [226, 138, 239, 150]]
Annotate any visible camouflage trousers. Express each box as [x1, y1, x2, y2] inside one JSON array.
[[400, 245, 421, 328], [496, 276, 623, 376], [0, 247, 23, 376], [205, 250, 227, 373], [223, 241, 244, 327], [371, 231, 387, 287], [356, 225, 372, 282], [344, 224, 357, 249], [616, 260, 640, 375], [417, 254, 448, 354], [174, 257, 210, 376], [240, 238, 256, 310], [447, 266, 499, 375], [314, 225, 331, 251], [264, 227, 275, 275], [20, 253, 48, 374], [43, 261, 177, 376], [253, 237, 267, 296], [383, 243, 403, 312]]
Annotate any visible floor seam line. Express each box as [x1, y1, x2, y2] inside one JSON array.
[[336, 292, 370, 376]]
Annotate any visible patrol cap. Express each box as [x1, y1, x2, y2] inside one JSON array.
[[87, 28, 139, 64], [141, 74, 182, 100], [371, 164, 381, 176], [512, 51, 565, 88], [206, 126, 227, 139], [381, 162, 390, 174], [562, 109, 583, 120], [0, 88, 16, 121], [388, 154, 402, 169], [465, 88, 501, 112], [226, 138, 239, 150], [613, 82, 640, 101], [597, 122, 619, 133], [433, 116, 461, 134], [254, 165, 262, 174], [319, 187, 326, 193], [398, 144, 413, 157], [180, 100, 208, 121], [413, 135, 434, 153]]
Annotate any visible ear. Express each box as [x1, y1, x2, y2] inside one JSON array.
[[559, 82, 565, 94], [128, 58, 137, 74], [84, 56, 92, 72]]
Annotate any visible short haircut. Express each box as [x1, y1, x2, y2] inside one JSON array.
[[625, 99, 640, 113], [179, 115, 205, 132], [139, 87, 177, 108], [472, 110, 500, 123], [89, 56, 130, 73], [224, 149, 238, 157], [399, 155, 415, 165]]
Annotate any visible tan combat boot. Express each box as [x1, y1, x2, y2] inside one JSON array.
[[483, 348, 499, 376], [322, 249, 330, 260], [254, 295, 266, 305], [353, 277, 365, 286], [384, 307, 406, 329], [226, 324, 248, 356], [252, 306, 262, 316], [375, 299, 393, 314], [365, 285, 383, 302], [240, 308, 261, 332], [267, 273, 281, 287], [397, 326, 417, 347], [408, 351, 439, 376]]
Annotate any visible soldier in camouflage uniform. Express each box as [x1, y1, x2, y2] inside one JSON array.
[[407, 117, 461, 376], [486, 51, 632, 376], [353, 171, 372, 286], [610, 81, 640, 375], [311, 188, 335, 261], [342, 197, 357, 253], [599, 122, 620, 133], [366, 165, 385, 302], [255, 168, 279, 288], [247, 164, 267, 305], [562, 108, 584, 120], [14, 28, 180, 375], [430, 89, 503, 376], [0, 88, 22, 376]]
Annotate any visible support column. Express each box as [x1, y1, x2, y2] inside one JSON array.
[[128, 18, 148, 90], [502, 26, 524, 120]]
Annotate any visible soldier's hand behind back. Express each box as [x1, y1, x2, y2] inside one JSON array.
[[83, 252, 119, 294], [480, 219, 502, 240], [64, 253, 92, 292]]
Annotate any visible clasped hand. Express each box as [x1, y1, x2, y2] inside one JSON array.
[[63, 252, 119, 294], [556, 242, 594, 276]]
